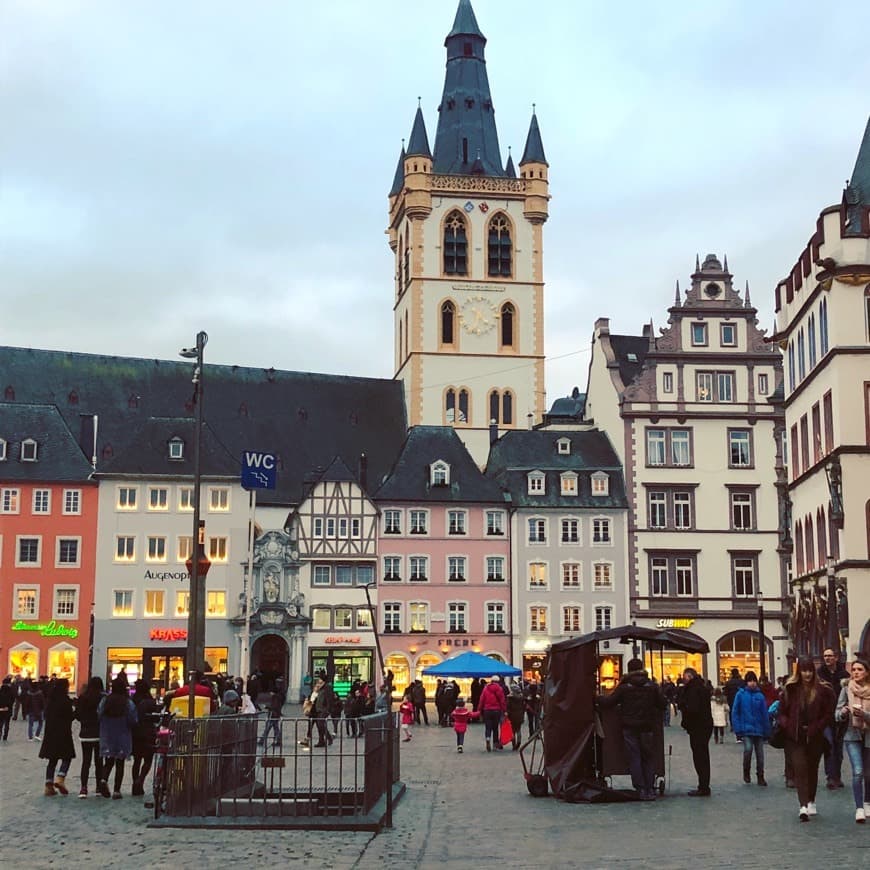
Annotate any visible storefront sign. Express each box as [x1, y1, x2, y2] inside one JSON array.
[[12, 620, 79, 639], [324, 636, 361, 644], [149, 628, 188, 642], [439, 637, 478, 647], [655, 618, 696, 629], [144, 570, 190, 582]]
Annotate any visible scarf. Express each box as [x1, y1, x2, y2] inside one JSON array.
[[846, 679, 870, 730]]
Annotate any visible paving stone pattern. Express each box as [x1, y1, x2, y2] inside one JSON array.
[[2, 705, 868, 869]]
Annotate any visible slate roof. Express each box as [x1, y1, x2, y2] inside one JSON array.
[[373, 425, 506, 503], [0, 346, 408, 506], [845, 115, 870, 235], [0, 402, 94, 482], [484, 429, 628, 509], [406, 107, 431, 159], [519, 112, 547, 166], [446, 0, 484, 40], [389, 145, 406, 196], [545, 390, 585, 423], [609, 334, 650, 388]]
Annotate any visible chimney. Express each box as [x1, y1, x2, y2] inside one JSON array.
[[79, 414, 97, 468], [489, 419, 498, 445], [358, 453, 368, 490]]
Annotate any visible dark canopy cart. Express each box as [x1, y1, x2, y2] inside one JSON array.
[[522, 625, 708, 802]]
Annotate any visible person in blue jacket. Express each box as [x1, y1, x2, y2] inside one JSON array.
[[732, 671, 771, 786]]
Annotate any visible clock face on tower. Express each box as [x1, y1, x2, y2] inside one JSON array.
[[459, 295, 498, 334]]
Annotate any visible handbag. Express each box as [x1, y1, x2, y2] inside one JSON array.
[[768, 720, 786, 749], [500, 717, 513, 746]]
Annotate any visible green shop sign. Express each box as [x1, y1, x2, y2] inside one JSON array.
[[12, 620, 79, 639]]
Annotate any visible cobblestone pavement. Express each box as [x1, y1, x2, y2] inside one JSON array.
[[2, 708, 869, 869]]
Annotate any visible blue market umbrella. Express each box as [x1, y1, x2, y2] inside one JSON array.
[[421, 650, 521, 678]]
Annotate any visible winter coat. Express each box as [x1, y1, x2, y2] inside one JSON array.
[[507, 692, 525, 729], [478, 682, 507, 714], [312, 681, 335, 718], [0, 684, 14, 714], [39, 694, 76, 760], [411, 682, 426, 706], [27, 688, 45, 718], [710, 697, 729, 728], [452, 706, 476, 734], [679, 678, 713, 734], [132, 693, 160, 751], [778, 681, 835, 745], [598, 670, 665, 732], [723, 675, 745, 708], [74, 692, 104, 741], [98, 695, 138, 759], [835, 683, 870, 747], [731, 686, 771, 738], [399, 700, 415, 725]]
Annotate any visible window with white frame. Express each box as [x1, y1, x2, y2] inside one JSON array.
[[144, 589, 165, 617], [16, 536, 40, 566], [383, 509, 401, 534], [206, 591, 226, 617], [486, 556, 505, 581], [178, 486, 193, 511], [448, 510, 467, 535], [177, 535, 192, 562], [650, 557, 669, 596], [358, 565, 374, 587], [409, 556, 428, 582], [728, 429, 753, 468], [758, 373, 769, 396], [720, 322, 737, 347], [208, 537, 228, 562], [674, 492, 692, 529], [56, 537, 80, 567], [313, 517, 324, 537], [117, 486, 138, 510], [409, 602, 429, 632], [591, 473, 609, 496], [410, 510, 428, 534], [530, 605, 548, 633], [593, 562, 613, 591], [646, 428, 692, 467], [15, 587, 38, 617], [561, 473, 578, 496], [338, 518, 348, 538], [675, 557, 694, 596], [595, 606, 612, 631], [732, 555, 757, 597], [312, 607, 331, 630], [662, 371, 674, 394], [335, 565, 353, 586], [647, 489, 694, 530], [592, 518, 611, 544], [1, 488, 20, 514], [351, 518, 361, 538], [33, 489, 50, 514], [168, 437, 184, 460], [648, 554, 695, 597], [64, 489, 81, 513], [697, 370, 734, 403], [730, 490, 755, 530], [0, 438, 5, 460], [326, 518, 336, 537], [486, 602, 505, 633], [148, 487, 168, 511], [529, 561, 548, 589], [528, 517, 547, 543], [334, 607, 353, 629], [691, 322, 708, 346], [563, 605, 582, 633], [146, 536, 167, 562], [430, 461, 450, 486], [113, 590, 134, 617], [448, 556, 467, 581], [448, 602, 467, 633], [486, 511, 505, 535], [175, 591, 190, 617], [383, 602, 401, 633], [53, 587, 78, 618], [115, 535, 135, 562], [527, 471, 545, 495], [21, 438, 38, 461], [560, 518, 579, 544], [313, 565, 331, 586], [209, 488, 229, 512], [561, 562, 581, 589], [649, 491, 667, 528], [557, 438, 571, 455], [383, 556, 402, 582]]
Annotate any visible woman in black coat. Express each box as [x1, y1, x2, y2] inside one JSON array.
[[75, 676, 106, 798], [39, 678, 76, 796]]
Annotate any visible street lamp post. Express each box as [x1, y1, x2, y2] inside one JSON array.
[[756, 589, 765, 679], [180, 331, 208, 719]]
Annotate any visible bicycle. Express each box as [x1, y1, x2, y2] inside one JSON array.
[[143, 710, 175, 819]]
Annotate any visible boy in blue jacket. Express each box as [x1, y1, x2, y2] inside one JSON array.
[[731, 671, 771, 786]]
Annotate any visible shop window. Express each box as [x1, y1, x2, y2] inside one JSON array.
[[717, 631, 766, 684], [48, 643, 78, 685], [8, 642, 39, 679], [385, 653, 410, 698]]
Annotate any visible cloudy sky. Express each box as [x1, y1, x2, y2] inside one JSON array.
[[3, 0, 869, 402]]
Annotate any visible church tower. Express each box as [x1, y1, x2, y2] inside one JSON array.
[[387, 0, 550, 466]]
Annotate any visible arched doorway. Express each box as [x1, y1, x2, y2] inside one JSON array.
[[251, 634, 289, 691], [416, 653, 442, 699], [717, 630, 773, 685]]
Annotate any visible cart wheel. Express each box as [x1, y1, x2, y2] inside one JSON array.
[[526, 774, 549, 797]]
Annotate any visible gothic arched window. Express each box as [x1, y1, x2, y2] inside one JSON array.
[[445, 389, 456, 424], [794, 520, 804, 575], [487, 214, 512, 277], [500, 302, 514, 347], [817, 507, 827, 564], [441, 301, 455, 345], [489, 390, 499, 424], [443, 211, 467, 275], [458, 389, 469, 424], [820, 298, 829, 355], [502, 391, 513, 425], [804, 514, 815, 572]]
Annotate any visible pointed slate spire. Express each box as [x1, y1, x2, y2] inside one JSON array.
[[389, 144, 406, 196], [723, 253, 729, 273], [674, 280, 681, 307], [505, 147, 516, 178], [520, 109, 548, 165], [407, 103, 432, 158], [845, 115, 870, 235], [432, 0, 504, 175], [744, 280, 752, 308]]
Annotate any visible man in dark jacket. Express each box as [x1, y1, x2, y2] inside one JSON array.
[[679, 667, 714, 796], [818, 648, 849, 788], [723, 668, 745, 741], [598, 658, 665, 800], [0, 677, 14, 740]]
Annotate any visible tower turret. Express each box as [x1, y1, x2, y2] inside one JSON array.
[[519, 111, 550, 224]]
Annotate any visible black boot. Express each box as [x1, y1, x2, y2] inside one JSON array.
[[743, 762, 751, 784], [757, 772, 767, 786]]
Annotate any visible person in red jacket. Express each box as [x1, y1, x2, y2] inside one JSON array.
[[478, 677, 507, 752], [451, 697, 478, 753]]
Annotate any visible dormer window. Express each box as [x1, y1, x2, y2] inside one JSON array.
[[591, 472, 609, 496], [528, 471, 545, 495], [557, 438, 571, 455], [560, 472, 578, 496], [168, 437, 184, 461], [21, 438, 38, 462], [0, 439, 6, 461], [431, 460, 450, 487]]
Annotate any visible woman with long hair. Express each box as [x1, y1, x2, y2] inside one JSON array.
[[75, 676, 106, 797], [130, 679, 159, 796], [39, 678, 75, 796], [98, 677, 138, 799], [778, 657, 836, 821], [835, 656, 870, 822]]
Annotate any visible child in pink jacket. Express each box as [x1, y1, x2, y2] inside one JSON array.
[[451, 697, 478, 753], [399, 698, 415, 742]]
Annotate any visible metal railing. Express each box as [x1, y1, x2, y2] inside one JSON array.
[[158, 711, 400, 825]]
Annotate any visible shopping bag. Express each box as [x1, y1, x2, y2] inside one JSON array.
[[500, 718, 513, 746]]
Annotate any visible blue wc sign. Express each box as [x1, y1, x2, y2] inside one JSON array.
[[241, 451, 277, 490]]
